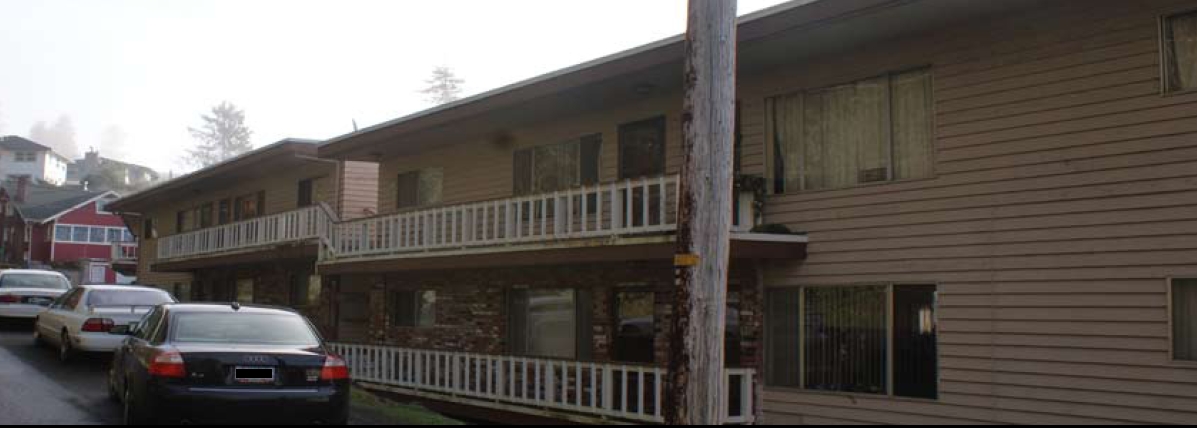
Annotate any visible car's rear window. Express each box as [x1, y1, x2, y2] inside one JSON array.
[[0, 273, 70, 290], [171, 313, 320, 346], [87, 290, 174, 307]]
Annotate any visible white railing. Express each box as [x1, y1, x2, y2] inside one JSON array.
[[110, 241, 138, 262], [156, 204, 335, 261], [329, 343, 755, 424], [333, 176, 680, 259]]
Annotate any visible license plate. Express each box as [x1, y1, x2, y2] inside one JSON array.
[[24, 297, 52, 306], [234, 367, 276, 384]]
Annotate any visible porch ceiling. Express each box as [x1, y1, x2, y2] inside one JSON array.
[[316, 233, 806, 275], [151, 242, 319, 273]]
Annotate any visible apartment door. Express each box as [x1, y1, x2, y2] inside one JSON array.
[[337, 292, 370, 343]]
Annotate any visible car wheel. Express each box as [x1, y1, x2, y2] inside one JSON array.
[[122, 380, 153, 425], [58, 332, 74, 363]]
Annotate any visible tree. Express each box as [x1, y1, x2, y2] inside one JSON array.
[[81, 162, 130, 192], [420, 67, 464, 105], [184, 101, 253, 168], [28, 115, 80, 158]]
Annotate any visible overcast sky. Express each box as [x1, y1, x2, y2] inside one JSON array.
[[0, 0, 789, 175]]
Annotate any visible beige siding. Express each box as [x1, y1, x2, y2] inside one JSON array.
[[746, 0, 1197, 424], [339, 161, 379, 220]]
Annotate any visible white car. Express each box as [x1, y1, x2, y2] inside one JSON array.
[[0, 270, 73, 319], [34, 284, 175, 362]]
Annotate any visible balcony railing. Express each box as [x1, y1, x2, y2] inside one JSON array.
[[156, 204, 335, 261], [333, 176, 681, 259], [329, 343, 756, 424], [110, 241, 138, 263]]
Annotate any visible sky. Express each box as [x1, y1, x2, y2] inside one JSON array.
[[0, 0, 789, 175]]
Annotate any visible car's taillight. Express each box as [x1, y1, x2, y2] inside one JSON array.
[[81, 318, 115, 333], [320, 355, 349, 381], [148, 349, 186, 378], [0, 295, 19, 304]]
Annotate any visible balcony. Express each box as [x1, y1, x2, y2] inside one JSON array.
[[110, 241, 138, 265], [156, 204, 335, 263], [322, 175, 803, 272], [329, 343, 756, 424]]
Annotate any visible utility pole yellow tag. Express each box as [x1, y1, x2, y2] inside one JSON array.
[[674, 253, 701, 267]]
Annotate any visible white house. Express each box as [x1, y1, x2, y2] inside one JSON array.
[[0, 136, 70, 186]]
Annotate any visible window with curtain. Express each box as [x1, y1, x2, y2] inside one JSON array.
[[766, 284, 939, 399], [513, 135, 601, 195], [770, 69, 934, 193], [1174, 279, 1197, 361], [396, 168, 443, 210], [1165, 11, 1197, 93], [388, 289, 436, 328]]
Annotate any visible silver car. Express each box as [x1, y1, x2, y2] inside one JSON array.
[[0, 270, 72, 319]]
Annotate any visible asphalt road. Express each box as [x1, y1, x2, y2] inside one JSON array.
[[0, 319, 395, 425], [0, 319, 119, 424]]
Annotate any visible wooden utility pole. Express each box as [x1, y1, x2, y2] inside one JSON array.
[[665, 0, 737, 425]]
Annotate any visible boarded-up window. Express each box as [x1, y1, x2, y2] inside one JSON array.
[[1174, 279, 1197, 361], [1164, 11, 1197, 92], [388, 289, 436, 327], [771, 69, 933, 193], [513, 135, 601, 195], [396, 168, 443, 210], [619, 117, 666, 180]]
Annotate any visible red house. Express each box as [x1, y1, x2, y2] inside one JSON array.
[[0, 178, 135, 284]]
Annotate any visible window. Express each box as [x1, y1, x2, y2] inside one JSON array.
[[15, 152, 36, 162], [198, 203, 214, 228], [236, 278, 255, 303], [1173, 279, 1197, 361], [396, 168, 443, 210], [234, 193, 263, 221], [619, 117, 666, 180], [54, 225, 71, 241], [770, 69, 934, 193], [388, 289, 436, 327], [176, 210, 187, 233], [95, 198, 112, 214], [298, 179, 315, 208], [508, 288, 592, 359], [1164, 11, 1197, 93], [107, 228, 123, 243], [614, 290, 655, 363], [513, 135, 602, 195], [143, 218, 156, 239], [218, 199, 231, 224], [290, 273, 321, 308], [88, 227, 106, 243], [766, 284, 939, 399], [71, 226, 89, 243]]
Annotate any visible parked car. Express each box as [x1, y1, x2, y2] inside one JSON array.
[[34, 285, 175, 362], [0, 269, 72, 320], [108, 303, 351, 425]]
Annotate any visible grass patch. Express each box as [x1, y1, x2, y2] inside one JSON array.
[[351, 387, 464, 425]]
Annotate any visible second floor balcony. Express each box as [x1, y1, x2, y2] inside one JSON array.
[[156, 204, 335, 262]]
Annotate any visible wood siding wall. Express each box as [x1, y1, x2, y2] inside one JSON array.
[[340, 161, 379, 220], [746, 0, 1197, 424], [360, 0, 1197, 424]]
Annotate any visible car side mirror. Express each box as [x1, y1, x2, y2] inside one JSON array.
[[109, 324, 133, 336]]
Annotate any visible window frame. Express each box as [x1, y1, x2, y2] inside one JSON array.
[[1167, 277, 1197, 366], [387, 288, 437, 328], [1160, 9, 1197, 95], [766, 67, 938, 195], [513, 134, 602, 196], [395, 168, 443, 211], [764, 282, 941, 401], [618, 116, 667, 181]]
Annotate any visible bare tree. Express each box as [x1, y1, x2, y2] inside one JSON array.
[[184, 101, 253, 168], [421, 66, 464, 105], [28, 115, 80, 158]]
